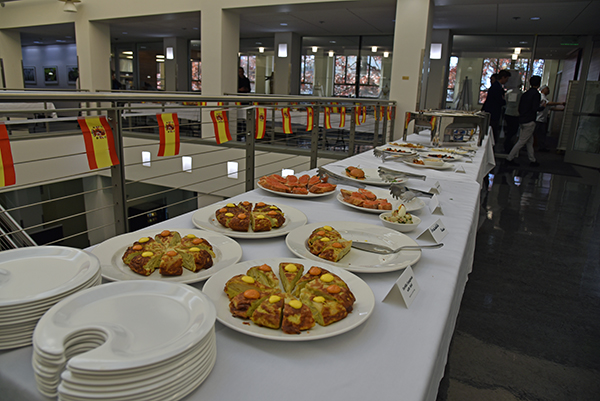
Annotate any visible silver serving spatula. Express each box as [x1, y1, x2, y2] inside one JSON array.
[[351, 242, 443, 254]]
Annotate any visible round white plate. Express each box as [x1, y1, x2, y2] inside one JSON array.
[[192, 203, 308, 239], [285, 221, 422, 273], [389, 142, 427, 150], [335, 188, 426, 214], [256, 181, 336, 198], [375, 145, 417, 156], [402, 160, 454, 170], [92, 229, 242, 284], [0, 246, 100, 308], [34, 280, 216, 371], [203, 257, 374, 341]]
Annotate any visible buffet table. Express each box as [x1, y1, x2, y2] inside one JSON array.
[[0, 135, 494, 401]]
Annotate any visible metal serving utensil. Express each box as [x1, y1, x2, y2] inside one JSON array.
[[351, 242, 444, 254], [389, 184, 434, 202], [318, 167, 365, 188]]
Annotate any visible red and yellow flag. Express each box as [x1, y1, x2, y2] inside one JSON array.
[[235, 102, 242, 106], [0, 123, 16, 187], [200, 101, 207, 106], [387, 106, 395, 121], [354, 107, 362, 126], [306, 107, 314, 131], [331, 102, 339, 113], [405, 112, 412, 129], [255, 108, 267, 139], [361, 106, 367, 124], [324, 107, 332, 129], [281, 108, 293, 134], [157, 113, 180, 157], [217, 102, 224, 106], [339, 106, 346, 128], [78, 116, 120, 170], [210, 110, 232, 144]]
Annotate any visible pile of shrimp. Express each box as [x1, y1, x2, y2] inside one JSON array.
[[340, 188, 392, 209]]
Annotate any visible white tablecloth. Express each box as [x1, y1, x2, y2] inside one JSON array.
[[0, 136, 494, 401]]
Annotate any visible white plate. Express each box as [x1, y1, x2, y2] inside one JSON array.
[[33, 280, 216, 371], [203, 257, 374, 341], [324, 166, 407, 186], [402, 160, 454, 170], [256, 181, 336, 198], [92, 229, 242, 284], [285, 221, 422, 273], [192, 203, 308, 239], [375, 144, 418, 156], [335, 188, 426, 214], [0, 246, 100, 308]]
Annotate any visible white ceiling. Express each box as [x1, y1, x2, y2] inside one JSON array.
[[13, 0, 600, 57]]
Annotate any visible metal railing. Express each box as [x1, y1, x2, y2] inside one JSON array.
[[0, 91, 396, 250]]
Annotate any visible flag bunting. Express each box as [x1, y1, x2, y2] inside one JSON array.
[[306, 107, 314, 131], [78, 116, 120, 170], [255, 108, 267, 139], [210, 110, 232, 144], [324, 107, 332, 129], [157, 113, 180, 157], [339, 106, 346, 128], [281, 108, 293, 134], [0, 123, 16, 187]]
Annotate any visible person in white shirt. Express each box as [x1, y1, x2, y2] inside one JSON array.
[[535, 85, 565, 152]]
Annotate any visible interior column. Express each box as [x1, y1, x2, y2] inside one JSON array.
[[389, 0, 433, 139], [273, 32, 301, 95], [0, 30, 24, 89], [75, 20, 111, 91], [164, 37, 189, 92]]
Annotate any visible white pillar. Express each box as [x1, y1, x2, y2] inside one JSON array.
[[0, 30, 24, 89], [389, 0, 433, 139], [75, 20, 111, 92], [164, 37, 189, 92], [255, 54, 267, 94], [273, 32, 301, 95], [201, 5, 239, 96], [425, 29, 452, 109]]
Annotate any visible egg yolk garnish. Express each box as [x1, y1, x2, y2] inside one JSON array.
[[284, 264, 297, 272], [289, 300, 303, 309], [241, 276, 255, 284]]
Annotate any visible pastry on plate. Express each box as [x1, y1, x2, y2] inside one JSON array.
[[293, 266, 344, 296], [279, 262, 304, 293], [180, 234, 216, 257], [126, 251, 162, 276], [179, 248, 213, 272], [250, 212, 272, 232], [281, 295, 315, 334], [224, 274, 277, 300], [299, 288, 348, 326], [229, 289, 270, 319], [158, 250, 184, 276], [318, 239, 352, 263], [302, 275, 355, 313], [154, 230, 182, 247], [250, 293, 285, 329], [246, 264, 279, 288]]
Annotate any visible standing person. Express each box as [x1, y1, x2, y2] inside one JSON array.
[[482, 70, 511, 146], [506, 76, 544, 167], [535, 85, 565, 151], [238, 67, 251, 93], [503, 85, 522, 154]]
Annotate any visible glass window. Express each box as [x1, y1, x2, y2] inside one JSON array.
[[239, 55, 256, 92], [191, 61, 201, 92], [446, 56, 459, 102], [359, 55, 382, 98], [300, 55, 315, 95], [480, 58, 511, 103], [334, 55, 357, 97]]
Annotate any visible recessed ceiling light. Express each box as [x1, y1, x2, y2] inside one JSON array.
[[330, 40, 336, 44], [256, 42, 262, 45], [519, 41, 528, 44], [122, 32, 128, 34], [280, 23, 288, 26], [192, 27, 198, 30], [530, 16, 540, 20]]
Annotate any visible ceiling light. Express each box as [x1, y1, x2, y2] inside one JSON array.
[[514, 48, 521, 54], [278, 44, 287, 58], [530, 16, 540, 20], [166, 47, 174, 59], [156, 59, 164, 63], [383, 51, 389, 58], [126, 56, 133, 59], [519, 41, 528, 44], [328, 50, 334, 57], [512, 53, 518, 60], [280, 23, 288, 26], [59, 0, 80, 13], [256, 42, 262, 45], [259, 47, 265, 53], [330, 40, 336, 44], [371, 46, 377, 52], [122, 51, 133, 55], [312, 46, 318, 53], [156, 55, 165, 59], [122, 32, 128, 35]]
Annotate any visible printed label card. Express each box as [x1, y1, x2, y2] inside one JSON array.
[[428, 194, 443, 215], [429, 181, 442, 194], [417, 218, 448, 243], [383, 266, 420, 308]]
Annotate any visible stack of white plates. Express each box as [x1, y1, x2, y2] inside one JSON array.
[[0, 246, 101, 350], [32, 280, 217, 401]]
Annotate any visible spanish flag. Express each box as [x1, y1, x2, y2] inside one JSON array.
[[339, 106, 346, 128], [201, 102, 207, 106], [157, 113, 180, 157], [331, 102, 339, 113], [78, 116, 120, 170], [324, 107, 332, 129], [387, 106, 395, 121], [361, 106, 367, 124], [354, 107, 362, 126], [210, 110, 232, 144], [306, 107, 314, 131], [235, 102, 242, 106], [0, 123, 16, 187], [255, 108, 267, 139], [281, 108, 293, 134], [405, 112, 412, 129]]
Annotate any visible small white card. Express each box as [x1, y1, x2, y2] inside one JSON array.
[[428, 194, 443, 215], [382, 266, 420, 308], [429, 181, 442, 194], [455, 165, 466, 173], [417, 218, 448, 243]]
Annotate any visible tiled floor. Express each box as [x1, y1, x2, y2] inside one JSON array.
[[437, 153, 600, 401]]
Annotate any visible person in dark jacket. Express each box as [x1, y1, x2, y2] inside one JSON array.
[[482, 69, 511, 145], [506, 76, 544, 167]]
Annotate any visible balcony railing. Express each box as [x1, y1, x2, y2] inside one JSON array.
[[0, 91, 396, 250]]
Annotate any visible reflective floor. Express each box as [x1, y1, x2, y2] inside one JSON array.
[[437, 154, 600, 401]]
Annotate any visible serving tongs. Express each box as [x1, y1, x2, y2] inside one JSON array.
[[378, 166, 426, 182], [318, 166, 366, 189], [351, 242, 444, 254], [389, 184, 434, 202]]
